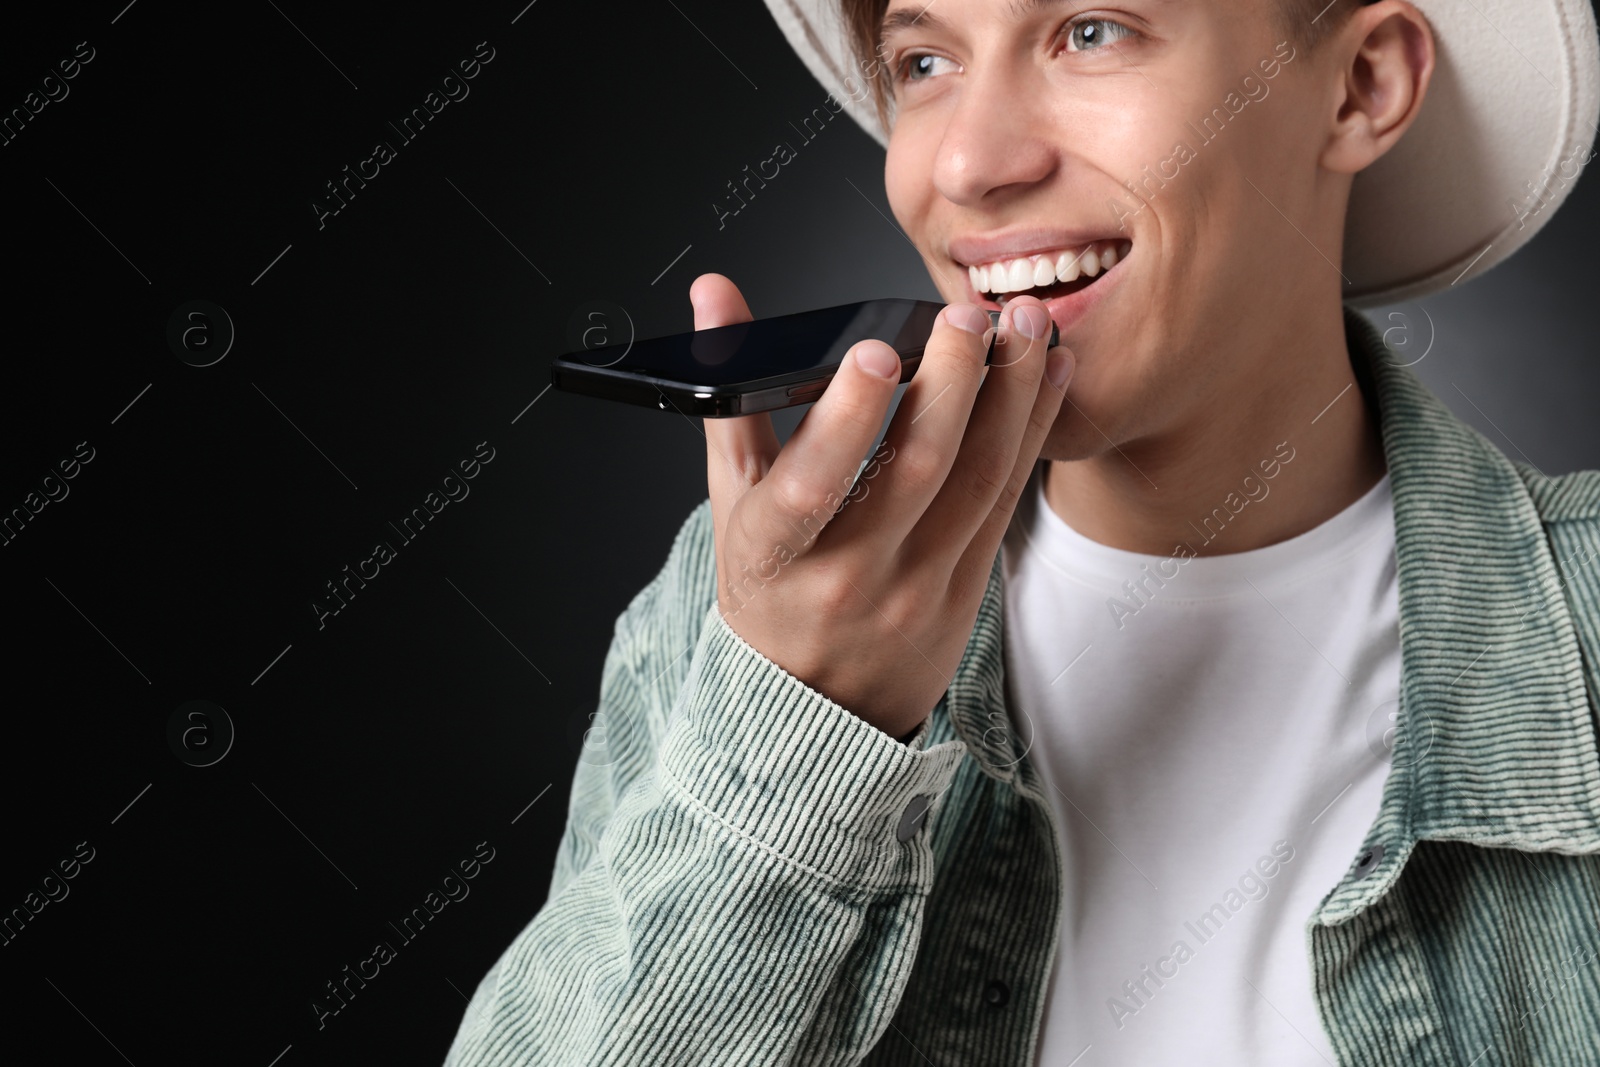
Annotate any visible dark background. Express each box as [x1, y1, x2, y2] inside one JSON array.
[[1, 2, 1595, 1064]]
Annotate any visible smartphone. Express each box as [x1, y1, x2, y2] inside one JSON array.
[[550, 298, 1057, 418]]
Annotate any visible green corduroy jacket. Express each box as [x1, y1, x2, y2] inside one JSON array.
[[445, 308, 1600, 1065]]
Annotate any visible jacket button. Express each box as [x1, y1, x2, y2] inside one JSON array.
[[896, 794, 932, 842], [983, 979, 1009, 1008], [1351, 843, 1385, 879]]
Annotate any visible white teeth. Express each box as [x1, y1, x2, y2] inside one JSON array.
[[1007, 259, 1031, 291], [968, 240, 1129, 294]]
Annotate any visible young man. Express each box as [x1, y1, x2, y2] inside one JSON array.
[[446, 0, 1600, 1062]]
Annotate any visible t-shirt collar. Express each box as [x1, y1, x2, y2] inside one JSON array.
[[938, 307, 1600, 888]]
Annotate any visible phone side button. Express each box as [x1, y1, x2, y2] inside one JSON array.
[[786, 382, 827, 402]]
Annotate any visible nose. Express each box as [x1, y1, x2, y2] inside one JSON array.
[[932, 65, 1057, 206]]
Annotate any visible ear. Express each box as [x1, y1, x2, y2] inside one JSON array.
[[1320, 1, 1435, 175]]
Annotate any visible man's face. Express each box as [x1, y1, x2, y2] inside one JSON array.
[[881, 0, 1339, 461]]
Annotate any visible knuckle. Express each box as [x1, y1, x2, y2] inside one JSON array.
[[951, 345, 990, 387], [1006, 331, 1050, 373], [892, 440, 947, 493], [962, 445, 1013, 504], [990, 470, 1026, 519], [955, 329, 993, 367], [811, 568, 864, 622], [768, 470, 829, 524], [1027, 384, 1061, 435], [835, 395, 885, 434], [878, 585, 927, 635], [987, 329, 1031, 370], [924, 335, 988, 382], [825, 375, 893, 429]]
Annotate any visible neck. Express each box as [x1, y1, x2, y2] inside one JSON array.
[[1044, 301, 1388, 557]]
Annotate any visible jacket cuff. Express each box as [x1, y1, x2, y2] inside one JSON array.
[[657, 604, 967, 885]]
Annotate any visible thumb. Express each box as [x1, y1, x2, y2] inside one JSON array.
[[690, 271, 753, 331], [691, 274, 780, 537]]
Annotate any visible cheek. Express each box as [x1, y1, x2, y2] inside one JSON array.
[[885, 112, 954, 221], [1109, 115, 1177, 176], [883, 138, 927, 228], [886, 134, 963, 295]]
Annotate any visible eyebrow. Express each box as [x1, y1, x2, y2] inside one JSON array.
[[880, 0, 1171, 42], [879, 0, 1075, 41], [879, 5, 943, 40]]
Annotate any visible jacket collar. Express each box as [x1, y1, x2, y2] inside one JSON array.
[[939, 307, 1600, 906]]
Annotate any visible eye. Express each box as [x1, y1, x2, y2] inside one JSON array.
[[896, 52, 960, 84], [1064, 18, 1135, 52]]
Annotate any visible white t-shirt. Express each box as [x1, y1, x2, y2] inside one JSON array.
[[1000, 459, 1400, 1065]]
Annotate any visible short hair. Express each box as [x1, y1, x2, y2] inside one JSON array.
[[837, 0, 1376, 130], [1280, 0, 1379, 48]]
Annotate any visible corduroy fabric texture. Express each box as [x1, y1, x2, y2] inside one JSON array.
[[444, 307, 1600, 1065]]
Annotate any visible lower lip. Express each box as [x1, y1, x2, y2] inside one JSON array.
[[969, 254, 1129, 336]]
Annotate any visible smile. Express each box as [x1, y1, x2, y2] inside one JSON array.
[[964, 239, 1132, 304]]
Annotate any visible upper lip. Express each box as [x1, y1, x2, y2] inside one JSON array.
[[947, 226, 1126, 267]]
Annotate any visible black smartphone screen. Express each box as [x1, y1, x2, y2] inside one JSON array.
[[579, 299, 941, 385], [550, 298, 965, 417]]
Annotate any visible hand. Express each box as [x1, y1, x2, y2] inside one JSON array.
[[693, 274, 1074, 739]]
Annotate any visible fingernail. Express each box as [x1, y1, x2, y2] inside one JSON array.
[[1047, 349, 1075, 388], [987, 309, 1060, 348], [854, 342, 901, 379], [1009, 305, 1051, 340], [942, 303, 988, 334]]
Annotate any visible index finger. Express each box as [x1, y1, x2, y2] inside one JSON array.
[[691, 274, 782, 539]]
